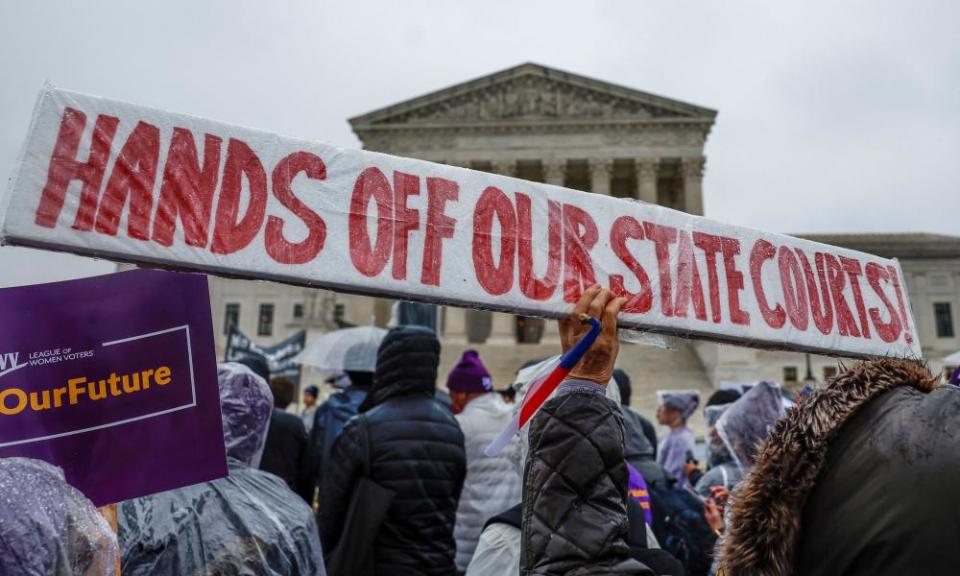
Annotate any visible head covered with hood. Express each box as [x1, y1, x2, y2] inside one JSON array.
[[361, 325, 440, 411], [218, 362, 273, 467], [704, 402, 734, 467], [657, 389, 701, 420], [0, 458, 118, 576], [716, 380, 784, 472], [119, 365, 324, 576]]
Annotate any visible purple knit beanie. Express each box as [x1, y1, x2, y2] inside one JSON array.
[[447, 350, 493, 393]]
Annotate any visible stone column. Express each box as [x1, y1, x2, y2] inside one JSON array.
[[635, 158, 660, 204], [681, 157, 706, 216], [588, 158, 613, 195], [543, 158, 567, 186], [488, 312, 516, 344], [443, 306, 468, 344], [491, 159, 517, 177], [540, 316, 561, 344]]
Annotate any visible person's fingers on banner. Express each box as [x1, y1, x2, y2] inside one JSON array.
[[567, 288, 627, 385], [559, 284, 601, 352], [588, 286, 612, 320]]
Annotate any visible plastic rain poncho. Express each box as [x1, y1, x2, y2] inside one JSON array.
[[0, 457, 118, 576], [704, 404, 733, 468], [694, 403, 744, 498], [118, 363, 325, 576], [656, 390, 700, 490], [716, 380, 784, 473]]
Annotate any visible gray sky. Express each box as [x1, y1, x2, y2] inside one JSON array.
[[1, 0, 957, 288]]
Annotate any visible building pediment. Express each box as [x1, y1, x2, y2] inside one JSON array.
[[350, 63, 717, 129]]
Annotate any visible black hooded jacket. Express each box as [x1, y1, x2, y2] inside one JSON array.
[[720, 359, 960, 576], [319, 326, 466, 576]]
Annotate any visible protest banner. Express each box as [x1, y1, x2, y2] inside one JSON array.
[[0, 269, 225, 506], [225, 327, 305, 385], [0, 86, 921, 359]]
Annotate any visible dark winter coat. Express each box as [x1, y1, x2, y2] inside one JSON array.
[[720, 358, 960, 576], [521, 380, 653, 576], [319, 326, 466, 576], [309, 385, 369, 498], [260, 408, 314, 503], [622, 407, 668, 488]]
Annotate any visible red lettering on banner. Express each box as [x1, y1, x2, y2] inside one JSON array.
[[392, 171, 420, 281], [674, 232, 707, 321], [778, 247, 809, 331], [349, 168, 393, 277], [840, 256, 871, 339], [865, 263, 902, 343], [152, 129, 222, 247], [517, 193, 561, 301], [35, 108, 119, 231], [721, 238, 750, 326], [609, 216, 653, 313], [210, 139, 267, 254], [562, 205, 598, 303], [94, 121, 161, 240], [887, 265, 914, 344], [643, 222, 678, 316], [798, 250, 834, 335], [750, 239, 785, 329], [823, 253, 861, 337], [265, 152, 327, 264], [420, 177, 459, 286], [472, 187, 516, 296], [693, 232, 723, 323]]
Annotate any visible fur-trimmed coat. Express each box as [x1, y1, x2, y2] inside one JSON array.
[[719, 358, 960, 576]]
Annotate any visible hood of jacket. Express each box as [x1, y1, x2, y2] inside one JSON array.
[[361, 325, 440, 411], [719, 358, 938, 576]]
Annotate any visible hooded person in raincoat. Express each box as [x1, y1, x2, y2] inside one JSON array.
[[656, 390, 700, 490], [712, 381, 783, 477], [693, 404, 740, 498], [118, 363, 325, 576], [0, 457, 119, 576]]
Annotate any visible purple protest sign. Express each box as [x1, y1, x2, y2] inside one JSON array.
[[0, 268, 226, 505]]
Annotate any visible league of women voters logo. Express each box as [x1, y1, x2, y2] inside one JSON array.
[[0, 347, 97, 379], [0, 352, 25, 377]]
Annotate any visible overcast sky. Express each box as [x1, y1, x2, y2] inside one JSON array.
[[1, 0, 957, 288]]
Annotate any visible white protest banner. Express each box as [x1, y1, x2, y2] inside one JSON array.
[[1, 86, 921, 359]]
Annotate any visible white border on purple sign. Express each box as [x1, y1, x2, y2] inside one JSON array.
[[0, 324, 197, 448]]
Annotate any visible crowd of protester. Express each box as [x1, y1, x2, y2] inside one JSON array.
[[2, 284, 959, 575]]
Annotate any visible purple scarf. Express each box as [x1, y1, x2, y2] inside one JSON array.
[[626, 461, 653, 525]]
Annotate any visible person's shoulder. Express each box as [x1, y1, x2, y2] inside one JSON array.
[[273, 409, 307, 430]]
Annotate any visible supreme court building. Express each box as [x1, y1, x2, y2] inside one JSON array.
[[204, 63, 960, 418]]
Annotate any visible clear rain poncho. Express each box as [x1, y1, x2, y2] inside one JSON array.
[[703, 403, 734, 468], [0, 457, 118, 576], [715, 380, 785, 473], [118, 363, 325, 576], [694, 403, 742, 498]]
